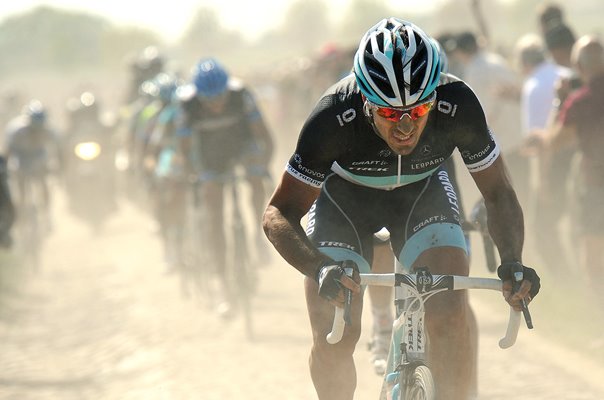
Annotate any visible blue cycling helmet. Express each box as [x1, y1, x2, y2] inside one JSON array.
[[354, 18, 441, 107], [192, 58, 229, 98]]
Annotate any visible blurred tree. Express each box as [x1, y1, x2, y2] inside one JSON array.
[[180, 6, 245, 71], [430, 0, 524, 54], [336, 0, 394, 47], [0, 6, 160, 74], [280, 0, 331, 54], [100, 28, 163, 71]]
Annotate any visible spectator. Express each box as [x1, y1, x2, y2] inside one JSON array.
[[545, 35, 604, 295], [515, 34, 572, 273], [537, 2, 565, 35], [534, 20, 580, 274], [451, 31, 523, 157]]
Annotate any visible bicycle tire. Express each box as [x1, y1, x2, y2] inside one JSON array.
[[401, 365, 435, 400]]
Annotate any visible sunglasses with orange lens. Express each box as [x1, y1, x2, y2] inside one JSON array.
[[374, 100, 435, 122]]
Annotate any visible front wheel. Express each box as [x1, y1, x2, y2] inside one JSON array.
[[403, 365, 435, 400]]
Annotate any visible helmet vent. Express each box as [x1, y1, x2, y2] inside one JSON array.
[[364, 51, 394, 98]]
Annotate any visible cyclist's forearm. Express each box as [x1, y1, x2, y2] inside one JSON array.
[[485, 188, 524, 263], [263, 205, 330, 279]]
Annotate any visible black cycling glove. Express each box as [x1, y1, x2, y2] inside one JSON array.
[[497, 261, 541, 298], [315, 260, 357, 301]]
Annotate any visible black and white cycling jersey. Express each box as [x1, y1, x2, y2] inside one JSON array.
[[286, 73, 500, 190]]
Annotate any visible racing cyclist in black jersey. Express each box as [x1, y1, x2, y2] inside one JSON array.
[[263, 18, 540, 400], [365, 38, 475, 377], [177, 58, 274, 314], [5, 100, 62, 231]]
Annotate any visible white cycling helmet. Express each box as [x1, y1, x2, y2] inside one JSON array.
[[354, 17, 441, 108]]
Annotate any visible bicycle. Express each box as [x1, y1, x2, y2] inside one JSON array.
[[183, 168, 259, 339], [328, 263, 532, 400], [226, 169, 256, 339], [179, 178, 211, 300]]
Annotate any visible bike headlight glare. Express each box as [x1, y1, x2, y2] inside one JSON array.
[[74, 142, 101, 161]]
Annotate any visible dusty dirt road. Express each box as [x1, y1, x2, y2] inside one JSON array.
[[1, 192, 603, 400]]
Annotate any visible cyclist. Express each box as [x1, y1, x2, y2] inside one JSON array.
[[544, 35, 604, 298], [124, 46, 165, 105], [263, 18, 540, 400], [176, 58, 274, 313], [365, 38, 473, 377], [143, 75, 189, 271], [133, 73, 179, 184], [5, 100, 62, 229]]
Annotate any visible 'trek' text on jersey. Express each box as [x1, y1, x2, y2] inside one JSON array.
[[286, 73, 501, 190]]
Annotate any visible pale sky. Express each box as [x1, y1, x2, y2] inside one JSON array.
[[0, 0, 446, 42]]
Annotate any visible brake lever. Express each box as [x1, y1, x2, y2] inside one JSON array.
[[342, 261, 355, 326], [511, 264, 534, 329]]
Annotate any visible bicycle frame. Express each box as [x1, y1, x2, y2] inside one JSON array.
[[327, 270, 521, 400]]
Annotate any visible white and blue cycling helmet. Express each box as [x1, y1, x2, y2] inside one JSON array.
[[192, 58, 229, 98], [432, 38, 449, 74], [354, 18, 441, 108]]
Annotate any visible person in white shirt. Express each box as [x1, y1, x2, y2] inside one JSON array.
[[517, 34, 571, 144], [515, 34, 573, 275], [452, 31, 523, 155]]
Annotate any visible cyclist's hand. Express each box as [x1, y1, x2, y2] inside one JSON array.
[[497, 261, 540, 311], [316, 260, 361, 307]]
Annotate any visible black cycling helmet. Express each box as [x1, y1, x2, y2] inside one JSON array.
[[353, 17, 441, 108]]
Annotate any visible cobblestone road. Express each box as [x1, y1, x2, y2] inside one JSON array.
[[0, 197, 603, 399]]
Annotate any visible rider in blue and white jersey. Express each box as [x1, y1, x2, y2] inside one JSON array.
[[263, 18, 540, 400]]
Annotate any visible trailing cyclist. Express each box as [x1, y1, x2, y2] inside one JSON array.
[[127, 73, 179, 207], [263, 18, 540, 400], [5, 100, 62, 233], [143, 75, 189, 271], [176, 58, 274, 315]]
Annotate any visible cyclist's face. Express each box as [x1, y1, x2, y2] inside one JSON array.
[[371, 106, 432, 156]]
